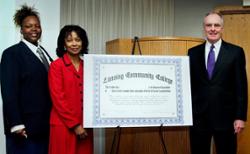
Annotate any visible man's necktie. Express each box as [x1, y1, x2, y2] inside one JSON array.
[[207, 44, 215, 79], [37, 47, 49, 71]]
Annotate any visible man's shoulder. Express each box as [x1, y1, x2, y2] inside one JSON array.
[[222, 40, 243, 49], [188, 42, 205, 54], [50, 57, 64, 67]]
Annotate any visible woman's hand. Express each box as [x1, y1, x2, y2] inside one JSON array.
[[73, 125, 88, 139], [14, 128, 28, 138]]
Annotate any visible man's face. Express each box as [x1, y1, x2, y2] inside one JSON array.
[[203, 14, 223, 44]]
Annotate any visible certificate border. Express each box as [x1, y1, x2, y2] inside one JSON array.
[[92, 56, 184, 126]]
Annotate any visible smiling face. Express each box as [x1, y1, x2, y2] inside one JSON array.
[[21, 15, 41, 45], [64, 31, 82, 56], [203, 13, 223, 44]]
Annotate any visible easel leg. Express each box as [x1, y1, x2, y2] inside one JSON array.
[[159, 124, 168, 154], [110, 126, 122, 154]]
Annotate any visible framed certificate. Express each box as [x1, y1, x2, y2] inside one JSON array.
[[84, 54, 192, 128]]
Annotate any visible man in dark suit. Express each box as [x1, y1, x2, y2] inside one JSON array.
[[0, 5, 52, 154], [188, 12, 248, 154]]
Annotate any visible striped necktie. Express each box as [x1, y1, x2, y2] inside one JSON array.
[[37, 47, 49, 71]]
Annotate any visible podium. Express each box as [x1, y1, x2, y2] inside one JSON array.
[[105, 36, 204, 154], [106, 36, 204, 55]]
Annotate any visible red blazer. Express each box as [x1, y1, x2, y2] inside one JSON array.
[[48, 54, 83, 128]]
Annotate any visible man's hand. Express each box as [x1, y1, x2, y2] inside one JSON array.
[[234, 120, 245, 134]]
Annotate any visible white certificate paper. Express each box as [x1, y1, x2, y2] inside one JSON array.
[[84, 54, 192, 128]]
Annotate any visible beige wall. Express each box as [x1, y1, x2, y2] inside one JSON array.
[[174, 0, 241, 38]]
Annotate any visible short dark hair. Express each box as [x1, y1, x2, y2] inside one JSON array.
[[56, 25, 89, 57], [13, 4, 40, 27]]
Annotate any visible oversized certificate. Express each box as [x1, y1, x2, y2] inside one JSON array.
[[84, 54, 192, 128]]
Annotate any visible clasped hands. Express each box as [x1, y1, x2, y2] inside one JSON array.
[[14, 128, 28, 138]]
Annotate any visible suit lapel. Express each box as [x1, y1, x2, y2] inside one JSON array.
[[19, 41, 46, 67], [196, 43, 209, 80], [62, 54, 82, 77], [210, 41, 228, 80], [19, 42, 36, 58]]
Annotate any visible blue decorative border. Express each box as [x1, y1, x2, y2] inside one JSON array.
[[92, 56, 184, 126]]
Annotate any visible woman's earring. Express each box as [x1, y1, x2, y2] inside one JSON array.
[[64, 47, 66, 51]]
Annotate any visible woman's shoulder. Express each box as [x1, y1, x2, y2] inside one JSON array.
[[1, 42, 26, 60], [50, 57, 64, 67], [3, 42, 23, 53]]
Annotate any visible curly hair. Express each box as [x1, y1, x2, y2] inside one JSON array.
[[56, 25, 89, 57], [13, 4, 40, 27]]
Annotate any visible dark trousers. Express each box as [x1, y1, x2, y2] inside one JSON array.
[[190, 127, 237, 154], [6, 135, 49, 154]]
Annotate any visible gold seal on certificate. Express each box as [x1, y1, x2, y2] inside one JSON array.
[[84, 54, 192, 128]]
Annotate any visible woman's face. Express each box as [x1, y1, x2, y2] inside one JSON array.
[[21, 16, 42, 45], [64, 31, 82, 56]]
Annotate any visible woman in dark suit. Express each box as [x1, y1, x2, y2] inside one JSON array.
[[48, 25, 93, 154], [0, 5, 52, 154], [188, 12, 248, 154]]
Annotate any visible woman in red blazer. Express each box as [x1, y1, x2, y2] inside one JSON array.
[[48, 25, 93, 154]]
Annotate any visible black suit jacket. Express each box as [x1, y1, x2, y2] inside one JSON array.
[[0, 41, 51, 138], [188, 40, 248, 130]]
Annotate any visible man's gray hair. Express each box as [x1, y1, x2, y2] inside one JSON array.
[[204, 11, 224, 26]]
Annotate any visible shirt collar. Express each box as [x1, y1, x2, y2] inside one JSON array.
[[22, 39, 38, 53], [206, 39, 222, 50]]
